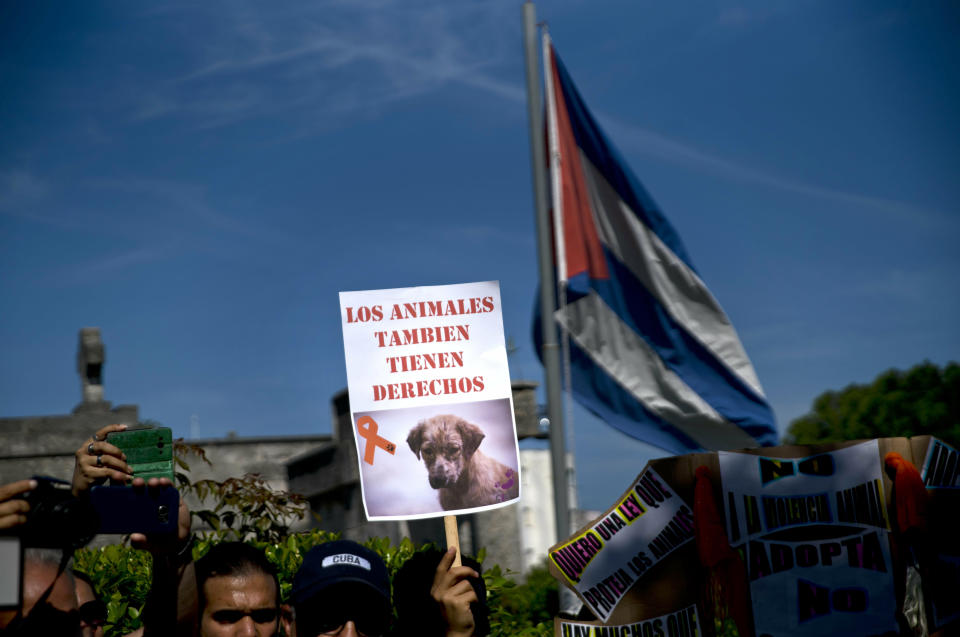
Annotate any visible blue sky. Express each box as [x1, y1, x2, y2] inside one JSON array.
[[2, 1, 958, 511]]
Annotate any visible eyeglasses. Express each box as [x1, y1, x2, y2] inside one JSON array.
[[210, 608, 280, 625], [79, 600, 107, 627], [302, 612, 387, 637], [314, 621, 383, 637]]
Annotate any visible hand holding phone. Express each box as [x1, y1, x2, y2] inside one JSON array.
[[107, 427, 175, 483], [90, 482, 179, 536]]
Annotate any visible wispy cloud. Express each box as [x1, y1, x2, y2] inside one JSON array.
[[0, 171, 52, 221], [82, 177, 292, 245], [111, 0, 954, 226], [61, 244, 178, 280], [602, 117, 954, 226], [126, 1, 522, 130], [447, 224, 536, 248]]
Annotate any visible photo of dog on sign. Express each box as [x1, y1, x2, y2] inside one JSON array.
[[351, 398, 521, 519], [407, 414, 519, 510]]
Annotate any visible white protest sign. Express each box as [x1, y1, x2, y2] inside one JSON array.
[[339, 281, 520, 520], [719, 440, 889, 544], [555, 604, 701, 637], [549, 467, 693, 622], [718, 440, 898, 636]]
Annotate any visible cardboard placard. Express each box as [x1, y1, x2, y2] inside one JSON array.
[[339, 281, 521, 520], [916, 436, 960, 628], [548, 467, 694, 622], [920, 437, 960, 489], [718, 440, 898, 636], [555, 604, 701, 637]]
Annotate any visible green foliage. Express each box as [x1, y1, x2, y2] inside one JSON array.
[[73, 544, 153, 636], [174, 439, 310, 544], [74, 438, 556, 637], [714, 617, 740, 637], [485, 562, 555, 637], [786, 361, 960, 447]]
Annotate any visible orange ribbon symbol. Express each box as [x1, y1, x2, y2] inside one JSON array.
[[356, 416, 396, 466]]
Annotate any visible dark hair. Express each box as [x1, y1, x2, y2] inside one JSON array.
[[393, 548, 489, 637], [195, 542, 280, 610]]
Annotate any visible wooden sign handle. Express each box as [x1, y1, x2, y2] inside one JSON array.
[[444, 514, 462, 567]]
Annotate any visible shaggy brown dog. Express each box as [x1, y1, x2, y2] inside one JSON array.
[[406, 414, 519, 510]]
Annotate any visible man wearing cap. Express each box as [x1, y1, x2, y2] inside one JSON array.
[[288, 540, 392, 637], [288, 541, 480, 637]]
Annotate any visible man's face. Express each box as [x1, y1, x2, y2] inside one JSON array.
[[200, 572, 280, 637]]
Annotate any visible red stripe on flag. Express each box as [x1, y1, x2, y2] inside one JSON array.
[[550, 46, 609, 281]]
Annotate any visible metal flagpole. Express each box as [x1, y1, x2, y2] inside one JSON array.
[[522, 1, 570, 543]]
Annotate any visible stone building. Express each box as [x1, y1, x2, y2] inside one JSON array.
[[0, 328, 141, 485], [0, 329, 564, 576]]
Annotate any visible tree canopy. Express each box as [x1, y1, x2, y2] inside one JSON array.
[[785, 361, 960, 448]]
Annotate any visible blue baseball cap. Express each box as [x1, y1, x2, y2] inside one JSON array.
[[291, 540, 390, 607]]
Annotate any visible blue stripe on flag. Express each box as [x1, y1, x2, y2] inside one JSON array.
[[533, 298, 702, 454], [569, 245, 777, 445]]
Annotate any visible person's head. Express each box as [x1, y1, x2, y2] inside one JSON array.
[[392, 548, 489, 637], [0, 548, 80, 636], [72, 570, 106, 637], [291, 541, 391, 637], [196, 542, 281, 637]]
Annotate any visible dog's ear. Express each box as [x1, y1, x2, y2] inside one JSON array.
[[457, 419, 485, 456], [407, 422, 426, 460]]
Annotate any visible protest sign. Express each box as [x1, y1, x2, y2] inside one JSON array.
[[549, 467, 694, 622], [339, 281, 521, 520], [920, 437, 960, 489], [914, 436, 960, 628], [718, 440, 898, 636], [555, 604, 701, 637]]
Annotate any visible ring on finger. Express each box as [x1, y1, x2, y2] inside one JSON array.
[[87, 442, 96, 455], [96, 454, 103, 468]]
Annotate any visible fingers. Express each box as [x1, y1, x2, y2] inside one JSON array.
[[76, 425, 128, 458], [74, 427, 133, 494], [78, 453, 133, 482], [94, 423, 127, 441], [0, 480, 35, 530], [0, 500, 31, 530], [129, 533, 148, 550], [447, 578, 478, 604], [434, 548, 477, 586], [432, 548, 480, 607], [92, 451, 132, 474], [438, 546, 457, 572], [0, 479, 37, 502], [89, 440, 126, 460], [131, 477, 173, 490]]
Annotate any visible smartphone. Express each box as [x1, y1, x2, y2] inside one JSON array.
[[107, 426, 175, 483], [89, 485, 179, 535]]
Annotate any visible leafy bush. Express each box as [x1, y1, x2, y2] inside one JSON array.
[[485, 562, 555, 637], [76, 532, 552, 637], [72, 438, 555, 637]]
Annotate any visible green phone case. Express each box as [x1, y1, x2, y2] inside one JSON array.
[[107, 427, 175, 482]]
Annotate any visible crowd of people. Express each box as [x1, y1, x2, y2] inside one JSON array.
[[0, 424, 488, 637]]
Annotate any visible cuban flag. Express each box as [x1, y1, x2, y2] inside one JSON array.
[[535, 36, 777, 454]]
